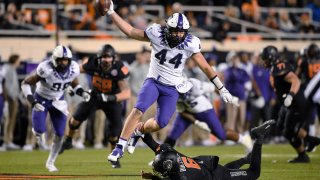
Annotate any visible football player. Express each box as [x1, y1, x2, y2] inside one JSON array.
[[164, 77, 253, 153], [102, 0, 234, 164], [59, 44, 131, 168], [141, 120, 275, 180], [260, 45, 320, 163], [21, 45, 90, 172]]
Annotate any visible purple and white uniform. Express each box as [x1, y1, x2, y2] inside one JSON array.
[[135, 23, 201, 128], [168, 78, 227, 140], [32, 60, 80, 137]]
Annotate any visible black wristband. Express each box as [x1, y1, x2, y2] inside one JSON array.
[[27, 95, 36, 106], [75, 87, 84, 96], [108, 94, 117, 102], [288, 91, 295, 97]]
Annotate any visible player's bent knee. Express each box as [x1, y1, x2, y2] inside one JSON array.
[[108, 136, 118, 145], [69, 119, 81, 130]]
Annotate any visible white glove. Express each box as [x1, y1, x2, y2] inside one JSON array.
[[219, 87, 233, 103], [82, 91, 91, 102], [33, 102, 45, 111], [107, 0, 114, 15], [231, 96, 240, 107], [284, 94, 293, 107], [194, 120, 211, 132]]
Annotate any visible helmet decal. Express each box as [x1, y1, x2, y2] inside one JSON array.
[[177, 13, 184, 29]]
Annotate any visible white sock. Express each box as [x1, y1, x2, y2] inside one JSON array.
[[118, 138, 127, 151], [309, 124, 316, 136], [47, 136, 63, 164], [237, 134, 244, 143]]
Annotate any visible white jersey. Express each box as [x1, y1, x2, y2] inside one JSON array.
[[145, 23, 201, 86], [305, 71, 320, 104], [177, 78, 215, 113], [35, 60, 80, 100]]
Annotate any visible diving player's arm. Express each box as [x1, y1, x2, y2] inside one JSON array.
[[115, 79, 131, 102], [109, 8, 149, 42]]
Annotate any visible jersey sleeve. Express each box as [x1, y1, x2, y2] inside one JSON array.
[[116, 61, 130, 80], [145, 23, 162, 43], [188, 35, 201, 54], [36, 61, 51, 78], [272, 62, 293, 77]]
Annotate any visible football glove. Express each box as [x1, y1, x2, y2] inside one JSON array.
[[194, 120, 211, 132]]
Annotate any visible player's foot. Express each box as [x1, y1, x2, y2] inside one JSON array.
[[107, 144, 124, 162], [127, 130, 144, 154], [288, 154, 310, 163], [305, 141, 319, 152], [240, 134, 253, 153], [110, 160, 121, 168], [251, 120, 276, 140], [59, 137, 73, 154], [46, 161, 58, 172]]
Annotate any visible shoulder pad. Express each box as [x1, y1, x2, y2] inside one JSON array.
[[113, 61, 130, 79], [36, 61, 52, 78], [272, 61, 293, 77], [145, 23, 161, 41], [70, 61, 80, 74]]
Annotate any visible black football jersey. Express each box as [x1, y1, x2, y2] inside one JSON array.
[[83, 56, 129, 94]]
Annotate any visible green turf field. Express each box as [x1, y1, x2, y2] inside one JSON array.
[[0, 144, 319, 179]]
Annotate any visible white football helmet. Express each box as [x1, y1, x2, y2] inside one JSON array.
[[51, 45, 72, 71], [165, 13, 190, 48]]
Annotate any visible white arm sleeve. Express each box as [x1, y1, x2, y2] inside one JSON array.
[[21, 83, 33, 97]]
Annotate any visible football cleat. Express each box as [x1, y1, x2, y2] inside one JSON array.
[[240, 134, 253, 153], [127, 130, 144, 154], [107, 144, 124, 162], [288, 154, 310, 163], [251, 120, 275, 140], [110, 160, 121, 168], [305, 141, 319, 153], [46, 161, 58, 172], [59, 137, 73, 154]]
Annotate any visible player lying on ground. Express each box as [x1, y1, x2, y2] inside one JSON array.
[[140, 120, 276, 180]]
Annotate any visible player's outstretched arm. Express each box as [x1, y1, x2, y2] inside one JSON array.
[[101, 0, 149, 41]]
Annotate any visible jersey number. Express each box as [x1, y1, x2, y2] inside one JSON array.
[[155, 49, 182, 69], [51, 82, 71, 91], [92, 76, 112, 93], [181, 157, 201, 170]]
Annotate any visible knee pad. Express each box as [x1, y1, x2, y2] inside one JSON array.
[[69, 120, 81, 130], [108, 136, 118, 146], [289, 137, 302, 148]]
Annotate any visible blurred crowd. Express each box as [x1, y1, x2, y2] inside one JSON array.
[[0, 42, 319, 152], [1, 0, 320, 40]]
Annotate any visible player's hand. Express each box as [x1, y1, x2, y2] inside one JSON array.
[[194, 120, 211, 132], [283, 93, 293, 107], [33, 102, 45, 111], [82, 91, 91, 102], [231, 96, 240, 107], [219, 87, 233, 103], [141, 170, 157, 179], [107, 0, 114, 15]]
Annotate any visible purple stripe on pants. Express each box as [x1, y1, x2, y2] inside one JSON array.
[[135, 78, 179, 128]]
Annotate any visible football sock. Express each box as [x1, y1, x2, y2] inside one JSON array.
[[47, 136, 63, 163], [141, 133, 159, 152], [249, 143, 262, 174]]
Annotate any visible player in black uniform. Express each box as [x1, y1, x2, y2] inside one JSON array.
[[140, 120, 275, 180], [260, 45, 320, 163], [59, 44, 131, 168]]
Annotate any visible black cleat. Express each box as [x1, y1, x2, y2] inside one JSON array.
[[305, 141, 319, 152], [288, 154, 310, 163], [59, 137, 73, 154], [110, 160, 121, 168], [251, 120, 276, 140]]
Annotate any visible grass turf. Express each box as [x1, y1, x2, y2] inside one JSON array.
[[0, 144, 319, 179]]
